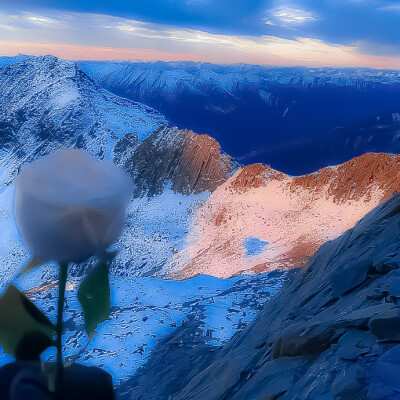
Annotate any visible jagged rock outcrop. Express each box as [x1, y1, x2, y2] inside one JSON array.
[[290, 152, 400, 204], [124, 126, 232, 197], [168, 153, 400, 278], [126, 193, 400, 399]]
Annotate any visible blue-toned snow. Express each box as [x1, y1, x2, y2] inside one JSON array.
[[0, 268, 286, 386], [244, 236, 269, 257], [0, 185, 286, 388]]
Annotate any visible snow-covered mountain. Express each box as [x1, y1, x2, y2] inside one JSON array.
[[0, 55, 280, 390], [0, 56, 232, 282], [79, 60, 400, 174], [79, 60, 400, 92], [2, 55, 400, 396], [2, 55, 400, 282], [125, 193, 400, 400], [168, 153, 400, 279], [0, 55, 166, 185], [0, 54, 31, 68], [0, 56, 288, 392], [0, 55, 169, 283]]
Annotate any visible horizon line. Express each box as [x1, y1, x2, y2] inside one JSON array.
[[2, 53, 400, 72]]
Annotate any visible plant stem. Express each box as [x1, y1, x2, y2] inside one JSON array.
[[55, 262, 68, 397]]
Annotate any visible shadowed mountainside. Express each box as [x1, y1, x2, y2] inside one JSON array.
[[120, 192, 400, 399]]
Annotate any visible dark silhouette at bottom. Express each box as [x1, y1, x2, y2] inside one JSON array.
[[0, 361, 115, 400], [0, 333, 114, 400]]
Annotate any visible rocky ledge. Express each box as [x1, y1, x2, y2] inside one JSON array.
[[124, 126, 232, 197], [123, 192, 400, 399]]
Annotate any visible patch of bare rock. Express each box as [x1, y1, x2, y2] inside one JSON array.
[[124, 126, 232, 197]]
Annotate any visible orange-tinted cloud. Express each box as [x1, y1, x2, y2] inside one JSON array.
[[2, 39, 400, 69], [0, 40, 204, 62]]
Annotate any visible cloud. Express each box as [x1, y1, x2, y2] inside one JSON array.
[[26, 15, 58, 25], [377, 3, 400, 11], [271, 6, 317, 24], [0, 12, 66, 31], [0, 9, 399, 68], [0, 0, 270, 36]]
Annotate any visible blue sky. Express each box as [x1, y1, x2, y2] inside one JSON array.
[[1, 0, 400, 67]]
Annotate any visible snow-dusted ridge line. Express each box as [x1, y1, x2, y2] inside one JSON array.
[[0, 55, 171, 284], [78, 59, 400, 91], [3, 56, 400, 90]]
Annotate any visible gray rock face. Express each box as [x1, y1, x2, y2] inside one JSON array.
[[123, 193, 400, 399], [124, 126, 232, 197], [117, 318, 219, 400]]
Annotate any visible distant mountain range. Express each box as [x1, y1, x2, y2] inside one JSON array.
[[78, 60, 400, 175]]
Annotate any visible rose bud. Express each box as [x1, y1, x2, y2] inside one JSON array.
[[15, 149, 132, 263]]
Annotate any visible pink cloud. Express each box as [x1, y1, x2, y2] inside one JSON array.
[[1, 39, 400, 68], [0, 40, 204, 62]]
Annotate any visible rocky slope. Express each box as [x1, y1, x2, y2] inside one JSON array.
[[168, 153, 400, 279], [123, 126, 232, 197], [0, 55, 171, 282], [5, 266, 285, 386], [121, 192, 400, 400], [0, 56, 233, 282], [0, 56, 289, 388], [0, 55, 166, 186]]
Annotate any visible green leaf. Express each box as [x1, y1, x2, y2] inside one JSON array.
[[78, 261, 110, 338], [18, 256, 45, 277], [0, 285, 55, 357]]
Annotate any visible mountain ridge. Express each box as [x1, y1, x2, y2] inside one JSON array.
[[78, 59, 400, 174], [168, 152, 400, 279], [0, 55, 234, 281], [0, 55, 166, 187]]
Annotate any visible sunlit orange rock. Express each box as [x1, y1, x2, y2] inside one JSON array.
[[168, 153, 400, 279]]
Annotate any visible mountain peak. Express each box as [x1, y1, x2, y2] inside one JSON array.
[[292, 152, 400, 204], [168, 152, 400, 279], [0, 56, 166, 187], [124, 126, 232, 197]]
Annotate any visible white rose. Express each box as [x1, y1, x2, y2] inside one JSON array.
[[15, 149, 133, 263]]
